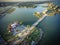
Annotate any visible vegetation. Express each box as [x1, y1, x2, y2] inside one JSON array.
[[34, 12, 43, 18], [46, 10, 56, 16], [18, 5, 37, 8], [23, 28, 41, 45], [7, 8, 15, 14], [20, 21, 23, 25], [47, 3, 60, 16], [0, 9, 3, 12]]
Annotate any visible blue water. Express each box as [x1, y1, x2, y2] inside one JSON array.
[[37, 0, 60, 45], [0, 0, 60, 45]]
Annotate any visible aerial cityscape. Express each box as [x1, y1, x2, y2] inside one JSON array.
[[0, 0, 60, 45]]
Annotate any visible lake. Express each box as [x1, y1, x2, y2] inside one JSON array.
[[0, 0, 60, 45]]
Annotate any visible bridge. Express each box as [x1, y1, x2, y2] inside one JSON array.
[[30, 14, 47, 30]]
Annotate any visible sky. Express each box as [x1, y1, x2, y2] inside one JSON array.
[[0, 0, 49, 2]]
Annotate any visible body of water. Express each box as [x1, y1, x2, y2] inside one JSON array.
[[0, 0, 60, 45]]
